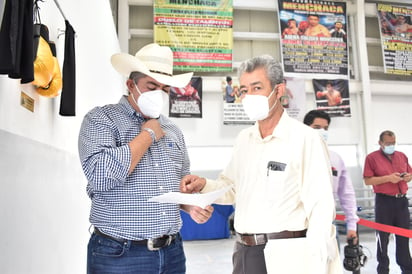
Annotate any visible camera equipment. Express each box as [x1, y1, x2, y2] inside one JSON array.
[[343, 237, 367, 272]]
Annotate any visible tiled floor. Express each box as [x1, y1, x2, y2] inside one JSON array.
[[184, 227, 405, 274]]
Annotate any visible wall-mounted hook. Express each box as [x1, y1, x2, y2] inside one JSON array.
[[57, 28, 65, 39]]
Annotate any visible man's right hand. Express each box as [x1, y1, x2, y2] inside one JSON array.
[[180, 175, 206, 193], [142, 119, 165, 141]]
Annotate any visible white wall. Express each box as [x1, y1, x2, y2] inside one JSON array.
[[0, 0, 123, 273], [0, 130, 89, 274]]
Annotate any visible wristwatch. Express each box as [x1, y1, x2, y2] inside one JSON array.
[[142, 128, 156, 143]]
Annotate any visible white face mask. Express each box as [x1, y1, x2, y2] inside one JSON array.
[[132, 84, 165, 118], [242, 89, 277, 121], [383, 145, 395, 155], [315, 128, 329, 142]]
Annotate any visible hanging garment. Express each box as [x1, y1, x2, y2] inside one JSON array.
[[0, 0, 5, 27], [59, 20, 76, 116], [0, 0, 34, 83]]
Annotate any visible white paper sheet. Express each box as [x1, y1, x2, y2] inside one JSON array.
[[148, 186, 232, 208]]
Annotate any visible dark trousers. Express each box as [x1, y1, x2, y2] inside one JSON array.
[[375, 194, 412, 274], [232, 241, 267, 274]]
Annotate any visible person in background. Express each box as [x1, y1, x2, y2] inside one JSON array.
[[181, 54, 341, 273], [225, 76, 235, 103], [363, 130, 412, 274], [303, 110, 359, 249], [78, 43, 213, 273]]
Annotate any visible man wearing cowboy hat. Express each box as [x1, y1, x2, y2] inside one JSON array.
[[78, 43, 213, 273]]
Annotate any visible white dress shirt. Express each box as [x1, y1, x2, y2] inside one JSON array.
[[202, 111, 339, 272]]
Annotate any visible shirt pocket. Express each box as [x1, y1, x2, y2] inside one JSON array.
[[162, 137, 184, 170], [266, 170, 286, 203]]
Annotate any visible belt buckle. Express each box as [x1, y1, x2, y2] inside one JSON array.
[[147, 238, 160, 251], [147, 236, 172, 251]]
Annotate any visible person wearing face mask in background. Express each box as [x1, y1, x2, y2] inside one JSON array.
[[180, 55, 341, 274], [303, 110, 359, 250], [78, 43, 213, 273], [363, 130, 412, 274]]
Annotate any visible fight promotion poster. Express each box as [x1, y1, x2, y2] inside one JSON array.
[[377, 3, 412, 76], [278, 0, 348, 78], [282, 77, 306, 121], [313, 79, 351, 117], [154, 0, 233, 72], [222, 76, 254, 125], [169, 76, 202, 118]]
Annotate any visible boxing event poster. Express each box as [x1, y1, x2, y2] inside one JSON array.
[[282, 77, 306, 121], [154, 0, 233, 72], [222, 77, 305, 124], [377, 3, 412, 76], [278, 0, 348, 79], [313, 79, 351, 117], [169, 76, 202, 118], [222, 76, 254, 125]]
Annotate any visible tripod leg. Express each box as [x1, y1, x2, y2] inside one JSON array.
[[353, 225, 361, 274]]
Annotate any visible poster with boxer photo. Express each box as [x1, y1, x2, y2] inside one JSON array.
[[278, 0, 348, 79], [313, 79, 351, 117]]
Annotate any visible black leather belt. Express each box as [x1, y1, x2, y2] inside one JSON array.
[[377, 193, 407, 198], [94, 228, 177, 251], [236, 229, 307, 246]]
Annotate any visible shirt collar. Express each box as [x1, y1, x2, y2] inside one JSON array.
[[380, 148, 396, 160], [250, 111, 290, 141], [119, 95, 145, 121], [119, 95, 167, 124]]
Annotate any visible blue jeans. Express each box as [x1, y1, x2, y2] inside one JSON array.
[[87, 232, 186, 274]]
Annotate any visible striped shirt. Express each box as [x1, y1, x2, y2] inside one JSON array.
[[78, 96, 190, 240]]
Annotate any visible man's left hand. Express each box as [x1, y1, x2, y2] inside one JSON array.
[[347, 230, 358, 244], [182, 205, 214, 224]]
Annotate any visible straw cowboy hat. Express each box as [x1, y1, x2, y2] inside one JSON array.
[[32, 24, 62, 98], [111, 43, 193, 88]]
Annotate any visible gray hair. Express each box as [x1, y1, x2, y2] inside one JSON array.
[[237, 55, 283, 89]]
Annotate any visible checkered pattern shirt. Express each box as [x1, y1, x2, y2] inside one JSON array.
[[78, 96, 190, 240]]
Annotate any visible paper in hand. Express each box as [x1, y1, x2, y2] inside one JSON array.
[[148, 186, 232, 208]]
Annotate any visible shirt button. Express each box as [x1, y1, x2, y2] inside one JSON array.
[[155, 163, 159, 167], [162, 212, 166, 215], [159, 186, 164, 190]]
